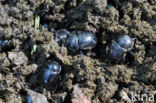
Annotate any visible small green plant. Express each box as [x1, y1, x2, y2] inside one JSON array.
[[34, 15, 40, 30], [31, 44, 37, 55]]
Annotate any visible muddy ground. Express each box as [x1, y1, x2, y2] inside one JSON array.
[[0, 0, 156, 103]]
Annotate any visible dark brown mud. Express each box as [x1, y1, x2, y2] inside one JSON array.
[[0, 0, 156, 103]]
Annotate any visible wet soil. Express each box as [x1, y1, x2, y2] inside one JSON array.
[[0, 0, 156, 103]]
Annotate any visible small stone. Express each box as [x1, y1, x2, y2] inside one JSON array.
[[8, 52, 28, 65], [26, 89, 49, 103], [72, 85, 91, 103]]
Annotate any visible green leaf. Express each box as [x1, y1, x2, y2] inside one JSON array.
[[34, 15, 40, 30]]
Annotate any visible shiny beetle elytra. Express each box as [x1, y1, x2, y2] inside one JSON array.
[[107, 34, 134, 61], [55, 30, 97, 52], [43, 61, 61, 83]]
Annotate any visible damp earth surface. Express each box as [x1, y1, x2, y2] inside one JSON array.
[[0, 0, 156, 103]]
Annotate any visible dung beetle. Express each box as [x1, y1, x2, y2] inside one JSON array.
[[77, 31, 97, 50], [66, 31, 97, 52], [107, 34, 134, 61], [117, 34, 134, 50], [55, 29, 70, 44], [43, 61, 61, 83], [65, 32, 79, 51], [55, 30, 97, 52], [108, 40, 127, 60]]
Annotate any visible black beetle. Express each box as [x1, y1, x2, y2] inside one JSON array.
[[117, 34, 134, 50], [55, 29, 70, 44], [108, 40, 127, 60], [65, 32, 79, 51], [43, 61, 61, 83], [77, 31, 97, 50], [55, 30, 97, 52], [107, 34, 134, 61]]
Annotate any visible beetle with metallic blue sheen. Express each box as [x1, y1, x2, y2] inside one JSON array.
[[55, 29, 70, 44], [108, 40, 127, 60], [55, 29, 97, 52], [65, 32, 79, 51], [77, 31, 97, 50], [117, 34, 134, 50], [43, 61, 61, 83], [107, 34, 134, 61]]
